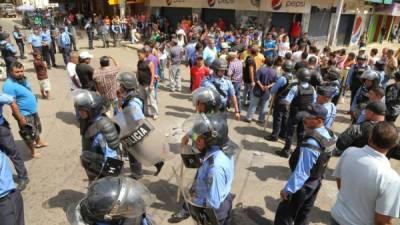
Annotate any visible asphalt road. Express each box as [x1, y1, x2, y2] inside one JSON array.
[[0, 17, 399, 225]]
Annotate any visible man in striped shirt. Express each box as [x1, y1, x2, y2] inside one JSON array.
[[227, 52, 243, 111]]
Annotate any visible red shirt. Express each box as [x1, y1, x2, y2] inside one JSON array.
[[190, 66, 209, 91], [290, 22, 301, 39]]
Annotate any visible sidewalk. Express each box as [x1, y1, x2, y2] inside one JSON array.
[[121, 41, 143, 50]]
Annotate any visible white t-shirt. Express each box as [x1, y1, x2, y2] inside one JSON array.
[[331, 146, 400, 225], [292, 50, 303, 63], [66, 62, 80, 90], [278, 41, 290, 57]]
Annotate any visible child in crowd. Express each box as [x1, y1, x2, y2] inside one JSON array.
[[33, 51, 51, 99]]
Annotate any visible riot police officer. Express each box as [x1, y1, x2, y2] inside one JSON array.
[[276, 68, 316, 158], [275, 104, 336, 225], [0, 32, 17, 78], [316, 86, 337, 129], [350, 70, 380, 118], [192, 86, 223, 114], [345, 55, 369, 105], [169, 114, 235, 225], [385, 71, 400, 122], [0, 150, 25, 225], [73, 90, 121, 183], [67, 176, 154, 225], [201, 59, 240, 120], [265, 60, 294, 142], [335, 101, 386, 155], [322, 66, 341, 105], [117, 72, 164, 179]]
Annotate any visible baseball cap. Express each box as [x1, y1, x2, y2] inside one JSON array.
[[79, 51, 94, 59], [359, 47, 367, 51], [296, 104, 328, 120], [365, 101, 386, 116], [221, 42, 229, 49], [317, 86, 336, 98]]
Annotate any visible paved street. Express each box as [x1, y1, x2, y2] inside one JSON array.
[[1, 17, 399, 225]]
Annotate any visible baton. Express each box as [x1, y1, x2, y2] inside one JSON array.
[[263, 94, 275, 131]]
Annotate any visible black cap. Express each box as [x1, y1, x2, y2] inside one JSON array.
[[317, 86, 336, 98], [296, 103, 328, 120], [365, 101, 386, 116]]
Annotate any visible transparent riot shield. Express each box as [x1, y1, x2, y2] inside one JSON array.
[[173, 168, 219, 225], [114, 107, 175, 166], [66, 201, 88, 225]]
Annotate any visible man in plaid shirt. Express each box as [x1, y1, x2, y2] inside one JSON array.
[[93, 55, 120, 117], [227, 52, 243, 111]]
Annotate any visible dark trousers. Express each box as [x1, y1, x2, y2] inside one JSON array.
[[69, 35, 77, 51], [0, 123, 28, 180], [16, 42, 24, 58], [283, 109, 305, 151], [61, 45, 71, 65], [274, 182, 322, 225], [41, 45, 51, 68], [271, 103, 289, 138], [87, 32, 94, 49], [0, 190, 25, 225], [128, 153, 143, 176], [350, 87, 359, 107]]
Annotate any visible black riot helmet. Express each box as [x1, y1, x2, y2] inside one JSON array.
[[191, 113, 229, 148], [211, 58, 228, 72], [117, 71, 139, 91], [67, 176, 153, 225], [282, 60, 294, 73], [326, 66, 341, 81], [297, 68, 312, 82], [192, 87, 222, 114], [73, 90, 108, 120]]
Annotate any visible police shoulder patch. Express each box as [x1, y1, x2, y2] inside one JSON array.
[[207, 175, 213, 187]]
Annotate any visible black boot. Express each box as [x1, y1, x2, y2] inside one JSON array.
[[168, 209, 190, 223], [276, 148, 291, 158], [154, 161, 164, 176]]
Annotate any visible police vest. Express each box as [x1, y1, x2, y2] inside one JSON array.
[[386, 83, 400, 115], [351, 66, 367, 89], [84, 116, 121, 152], [121, 92, 144, 112], [357, 86, 371, 106], [291, 84, 314, 111], [0, 44, 16, 58], [289, 129, 336, 180], [276, 73, 294, 100]]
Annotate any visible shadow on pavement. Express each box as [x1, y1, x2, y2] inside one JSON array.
[[247, 165, 290, 182], [56, 111, 78, 126], [24, 68, 36, 73], [264, 196, 331, 224], [230, 204, 273, 225], [42, 189, 85, 212], [241, 139, 281, 154], [334, 115, 351, 124], [146, 179, 180, 212], [234, 126, 263, 138], [165, 111, 191, 119], [166, 105, 195, 114], [170, 93, 191, 101]]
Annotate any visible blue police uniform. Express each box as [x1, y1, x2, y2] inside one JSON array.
[[193, 146, 234, 223], [275, 126, 334, 225], [13, 31, 25, 59], [60, 30, 71, 65], [266, 74, 293, 140], [201, 74, 235, 108], [0, 93, 28, 181], [1, 40, 17, 78], [322, 102, 336, 129], [0, 150, 25, 225], [40, 29, 54, 68], [91, 118, 118, 161], [28, 33, 42, 51], [279, 82, 316, 154]]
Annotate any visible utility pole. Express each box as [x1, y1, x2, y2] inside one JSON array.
[[330, 0, 345, 47], [119, 0, 126, 18]]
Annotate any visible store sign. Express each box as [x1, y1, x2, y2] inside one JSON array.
[[350, 15, 366, 46], [150, 0, 202, 7], [261, 0, 311, 13], [375, 3, 400, 16]]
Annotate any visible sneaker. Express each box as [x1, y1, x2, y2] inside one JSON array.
[[264, 134, 278, 142], [243, 118, 251, 123], [275, 149, 290, 158], [153, 115, 159, 120], [17, 177, 30, 191], [154, 161, 164, 176], [168, 209, 190, 223]]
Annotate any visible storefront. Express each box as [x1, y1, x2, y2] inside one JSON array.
[[369, 3, 400, 43], [307, 0, 334, 45]]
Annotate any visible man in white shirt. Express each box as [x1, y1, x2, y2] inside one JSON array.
[[331, 121, 400, 225], [66, 52, 81, 91]]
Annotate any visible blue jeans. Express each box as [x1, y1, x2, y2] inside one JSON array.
[[243, 83, 252, 105], [232, 81, 242, 111], [246, 92, 269, 122], [159, 58, 167, 81], [61, 45, 71, 65]]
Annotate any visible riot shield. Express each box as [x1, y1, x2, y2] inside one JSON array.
[[173, 168, 219, 225], [114, 107, 175, 166], [66, 201, 88, 225]]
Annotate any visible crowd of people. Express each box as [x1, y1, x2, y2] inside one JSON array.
[[0, 11, 400, 225]]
